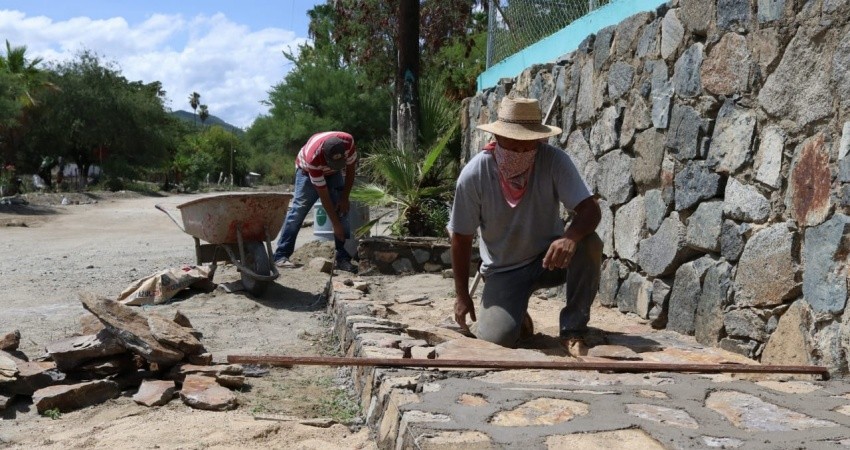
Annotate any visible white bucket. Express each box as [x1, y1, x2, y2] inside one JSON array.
[[312, 203, 370, 257], [313, 204, 334, 241]]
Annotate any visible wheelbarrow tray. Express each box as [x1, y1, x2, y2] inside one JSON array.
[[176, 192, 292, 244]]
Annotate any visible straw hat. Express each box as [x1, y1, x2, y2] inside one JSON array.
[[477, 97, 562, 140]]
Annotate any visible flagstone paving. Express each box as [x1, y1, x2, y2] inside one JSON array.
[[329, 273, 850, 449]]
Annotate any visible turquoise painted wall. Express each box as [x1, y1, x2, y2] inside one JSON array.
[[477, 0, 667, 91]]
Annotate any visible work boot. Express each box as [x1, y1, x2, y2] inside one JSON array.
[[336, 259, 358, 274]]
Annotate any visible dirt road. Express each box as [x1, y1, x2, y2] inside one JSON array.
[[0, 191, 376, 449]]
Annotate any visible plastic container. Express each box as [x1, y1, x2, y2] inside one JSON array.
[[313, 203, 370, 258], [313, 204, 334, 241]]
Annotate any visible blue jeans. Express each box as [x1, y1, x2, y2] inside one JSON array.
[[473, 233, 603, 347], [273, 168, 352, 262]]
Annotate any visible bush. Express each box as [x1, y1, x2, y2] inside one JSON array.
[[104, 177, 125, 192]]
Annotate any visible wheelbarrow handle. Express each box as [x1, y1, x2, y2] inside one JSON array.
[[155, 203, 187, 234]]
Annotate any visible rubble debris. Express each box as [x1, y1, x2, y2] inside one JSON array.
[[0, 354, 65, 396], [310, 257, 334, 273], [80, 293, 184, 366], [0, 294, 251, 416]]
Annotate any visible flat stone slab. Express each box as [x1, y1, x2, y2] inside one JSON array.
[[547, 429, 666, 449], [80, 293, 184, 366], [33, 380, 120, 413], [133, 379, 176, 407], [168, 363, 243, 382], [0, 351, 17, 378], [436, 337, 554, 362], [587, 345, 642, 360], [45, 329, 127, 371], [706, 390, 838, 431], [0, 354, 66, 396], [490, 397, 589, 426], [406, 326, 469, 345], [180, 374, 237, 411], [626, 403, 699, 429], [147, 313, 205, 355]]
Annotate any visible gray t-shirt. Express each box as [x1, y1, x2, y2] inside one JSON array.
[[448, 143, 592, 275]]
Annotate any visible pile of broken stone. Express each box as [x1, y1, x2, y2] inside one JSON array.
[[0, 292, 251, 415]]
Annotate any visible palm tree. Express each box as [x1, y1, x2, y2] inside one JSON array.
[[188, 91, 200, 125], [351, 79, 461, 237], [198, 104, 209, 126], [0, 40, 55, 165]]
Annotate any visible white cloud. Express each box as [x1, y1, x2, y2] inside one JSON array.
[[0, 10, 307, 128]]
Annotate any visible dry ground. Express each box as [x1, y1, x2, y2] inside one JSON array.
[[0, 190, 376, 449]]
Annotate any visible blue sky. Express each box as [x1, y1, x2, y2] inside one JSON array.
[[0, 1, 326, 128]]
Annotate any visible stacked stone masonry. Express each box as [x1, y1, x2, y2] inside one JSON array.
[[462, 0, 850, 374]]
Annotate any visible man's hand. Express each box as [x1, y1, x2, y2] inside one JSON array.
[[542, 237, 577, 270], [454, 292, 477, 332], [336, 197, 350, 216]]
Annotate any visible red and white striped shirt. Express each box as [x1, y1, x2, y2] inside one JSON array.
[[295, 131, 357, 188]]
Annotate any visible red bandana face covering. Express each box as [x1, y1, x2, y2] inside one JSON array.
[[485, 142, 537, 207]]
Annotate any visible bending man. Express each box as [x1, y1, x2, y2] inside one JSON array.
[[273, 131, 358, 273]]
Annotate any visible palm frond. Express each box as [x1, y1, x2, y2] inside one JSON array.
[[350, 182, 394, 205]]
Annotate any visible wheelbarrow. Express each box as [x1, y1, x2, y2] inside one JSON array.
[[156, 192, 293, 296]]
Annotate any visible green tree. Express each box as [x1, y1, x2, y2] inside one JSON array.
[[0, 70, 24, 130], [331, 0, 486, 97], [199, 104, 209, 126], [0, 40, 54, 165], [244, 3, 390, 182], [175, 125, 243, 188], [21, 51, 178, 186]]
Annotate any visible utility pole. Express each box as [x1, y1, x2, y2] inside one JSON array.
[[396, 0, 420, 153], [230, 145, 234, 186]]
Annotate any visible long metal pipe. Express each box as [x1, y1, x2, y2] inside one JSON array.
[[227, 355, 830, 380]]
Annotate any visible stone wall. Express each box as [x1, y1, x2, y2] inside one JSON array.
[[358, 237, 481, 275], [462, 0, 850, 373]]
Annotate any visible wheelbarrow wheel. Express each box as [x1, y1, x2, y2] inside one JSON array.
[[241, 241, 271, 296]]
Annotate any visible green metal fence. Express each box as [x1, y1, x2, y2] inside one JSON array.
[[486, 0, 612, 68]]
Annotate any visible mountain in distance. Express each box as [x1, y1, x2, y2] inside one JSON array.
[[170, 110, 244, 135]]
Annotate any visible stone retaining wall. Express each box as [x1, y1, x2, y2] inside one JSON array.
[[462, 0, 850, 373], [358, 237, 480, 276]]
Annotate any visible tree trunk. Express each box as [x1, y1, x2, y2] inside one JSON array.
[[395, 0, 420, 153]]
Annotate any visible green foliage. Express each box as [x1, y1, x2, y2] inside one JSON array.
[[245, 148, 296, 186], [244, 3, 391, 185], [263, 48, 390, 150], [174, 125, 244, 187], [351, 79, 460, 237], [425, 13, 488, 100], [20, 51, 179, 183], [0, 70, 24, 129], [42, 408, 62, 420]]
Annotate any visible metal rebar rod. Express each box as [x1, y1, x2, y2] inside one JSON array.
[[227, 355, 830, 380]]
